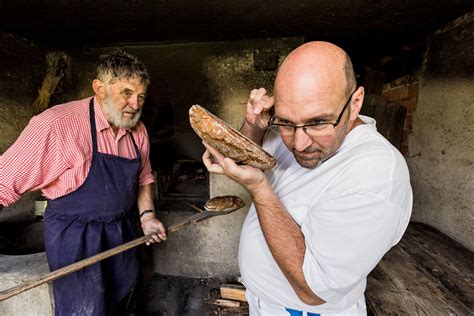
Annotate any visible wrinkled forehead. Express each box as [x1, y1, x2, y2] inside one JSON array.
[[109, 74, 149, 86], [107, 76, 149, 93]]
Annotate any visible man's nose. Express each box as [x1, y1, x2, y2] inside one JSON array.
[[293, 127, 312, 152], [128, 96, 140, 110]]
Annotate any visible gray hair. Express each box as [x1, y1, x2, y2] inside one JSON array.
[[96, 51, 150, 86]]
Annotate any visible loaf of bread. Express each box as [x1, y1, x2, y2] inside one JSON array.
[[204, 195, 245, 212], [189, 104, 276, 170]]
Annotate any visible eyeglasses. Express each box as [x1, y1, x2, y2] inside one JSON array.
[[268, 89, 356, 137]]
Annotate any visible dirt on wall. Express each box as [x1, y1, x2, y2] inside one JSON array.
[[408, 11, 474, 251]]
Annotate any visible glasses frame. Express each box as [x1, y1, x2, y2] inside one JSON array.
[[268, 89, 357, 136]]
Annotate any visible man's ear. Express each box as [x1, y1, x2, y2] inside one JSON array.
[[349, 86, 365, 121], [92, 79, 106, 99]]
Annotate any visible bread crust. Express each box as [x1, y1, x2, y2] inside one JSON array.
[[204, 195, 245, 212], [189, 104, 276, 170]]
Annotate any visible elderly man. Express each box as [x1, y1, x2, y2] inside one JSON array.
[[0, 51, 166, 315], [203, 41, 412, 315]]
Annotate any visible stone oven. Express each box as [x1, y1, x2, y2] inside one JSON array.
[[0, 2, 473, 315]]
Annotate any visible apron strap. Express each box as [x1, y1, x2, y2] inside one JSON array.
[[128, 131, 141, 159], [89, 98, 98, 154]]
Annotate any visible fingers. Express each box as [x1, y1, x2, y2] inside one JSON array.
[[248, 88, 274, 115], [202, 142, 266, 193], [202, 143, 225, 174], [203, 142, 248, 180], [156, 221, 167, 240], [143, 219, 167, 245]]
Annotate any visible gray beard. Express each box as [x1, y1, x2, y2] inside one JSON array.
[[294, 154, 323, 169], [102, 97, 142, 129]]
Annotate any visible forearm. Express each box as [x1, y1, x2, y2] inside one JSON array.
[[137, 183, 155, 214], [137, 183, 167, 243], [250, 181, 325, 305]]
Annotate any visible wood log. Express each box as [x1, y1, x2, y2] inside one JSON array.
[[220, 284, 247, 302]]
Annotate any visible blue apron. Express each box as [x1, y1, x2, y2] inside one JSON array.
[[44, 98, 141, 315]]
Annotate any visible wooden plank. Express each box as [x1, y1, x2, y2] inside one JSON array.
[[366, 222, 473, 315], [360, 94, 406, 149], [208, 299, 241, 308], [398, 223, 474, 310], [220, 284, 247, 302]]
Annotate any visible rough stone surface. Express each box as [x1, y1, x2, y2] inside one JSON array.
[[408, 11, 474, 251], [0, 253, 53, 315]]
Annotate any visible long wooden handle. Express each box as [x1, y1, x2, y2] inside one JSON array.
[[0, 220, 193, 301]]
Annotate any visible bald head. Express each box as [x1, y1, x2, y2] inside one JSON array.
[[271, 41, 363, 169], [275, 41, 356, 101]]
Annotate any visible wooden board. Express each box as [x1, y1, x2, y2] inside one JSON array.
[[360, 94, 406, 149], [366, 222, 473, 315]]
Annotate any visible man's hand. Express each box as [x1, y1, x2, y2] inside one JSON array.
[[140, 214, 167, 246], [244, 88, 274, 130], [240, 88, 275, 145], [202, 141, 268, 195]]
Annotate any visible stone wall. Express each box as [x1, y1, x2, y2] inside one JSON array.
[[408, 11, 474, 250]]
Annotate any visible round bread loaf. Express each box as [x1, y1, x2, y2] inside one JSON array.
[[189, 104, 276, 170], [204, 195, 245, 212]]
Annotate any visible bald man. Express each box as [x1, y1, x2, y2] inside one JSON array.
[[203, 42, 412, 315]]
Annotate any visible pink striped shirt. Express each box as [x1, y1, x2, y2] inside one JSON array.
[[0, 97, 154, 207]]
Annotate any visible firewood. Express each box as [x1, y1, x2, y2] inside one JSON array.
[[220, 284, 247, 302], [208, 299, 241, 308]]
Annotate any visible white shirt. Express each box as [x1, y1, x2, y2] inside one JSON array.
[[239, 115, 412, 314]]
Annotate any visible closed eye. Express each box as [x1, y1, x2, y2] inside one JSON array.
[[277, 119, 292, 125], [307, 120, 329, 125]]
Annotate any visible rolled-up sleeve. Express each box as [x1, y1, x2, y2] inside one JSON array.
[[136, 124, 155, 186], [301, 192, 402, 304], [0, 116, 69, 206]]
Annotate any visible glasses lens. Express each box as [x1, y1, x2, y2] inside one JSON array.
[[304, 124, 334, 137], [278, 125, 294, 135], [277, 124, 334, 137]]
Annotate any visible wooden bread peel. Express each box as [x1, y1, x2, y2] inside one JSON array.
[[0, 196, 245, 301]]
